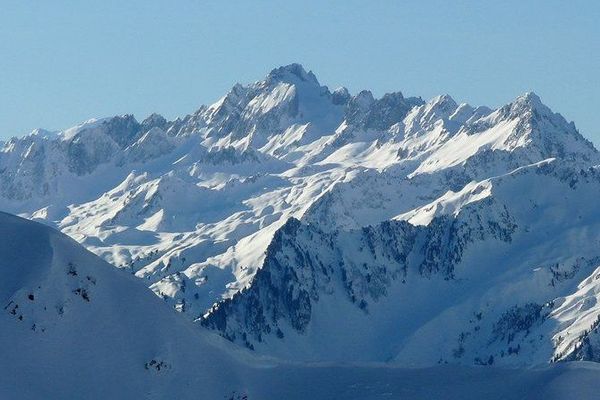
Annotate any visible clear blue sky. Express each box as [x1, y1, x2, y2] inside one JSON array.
[[1, 1, 598, 142]]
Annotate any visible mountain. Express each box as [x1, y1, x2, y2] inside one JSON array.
[[6, 211, 599, 399], [2, 63, 600, 370], [203, 161, 600, 366], [0, 211, 253, 398]]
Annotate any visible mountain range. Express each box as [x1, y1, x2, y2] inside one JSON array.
[[3, 64, 600, 396]]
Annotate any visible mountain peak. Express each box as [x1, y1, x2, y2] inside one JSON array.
[[429, 94, 458, 110], [480, 91, 600, 162], [141, 113, 167, 131], [505, 91, 552, 120], [331, 87, 351, 105], [266, 63, 319, 86], [353, 90, 376, 109], [516, 91, 542, 104]]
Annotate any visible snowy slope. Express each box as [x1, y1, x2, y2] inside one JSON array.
[[0, 211, 255, 398], [6, 211, 600, 399]]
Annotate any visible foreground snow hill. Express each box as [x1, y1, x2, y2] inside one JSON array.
[[0, 211, 253, 398], [5, 211, 600, 399]]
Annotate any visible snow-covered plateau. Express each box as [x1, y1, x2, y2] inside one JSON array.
[[2, 63, 600, 397]]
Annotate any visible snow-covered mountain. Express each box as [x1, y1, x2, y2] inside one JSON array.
[[0, 211, 257, 398], [203, 161, 600, 366], [2, 63, 600, 369], [6, 211, 597, 399]]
